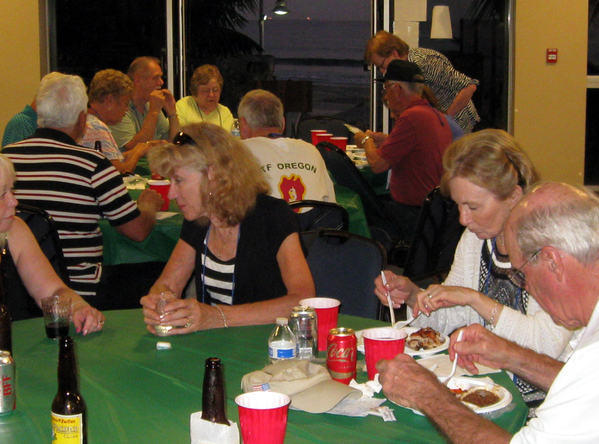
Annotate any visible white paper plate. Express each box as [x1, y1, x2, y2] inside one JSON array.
[[355, 327, 449, 357], [392, 377, 512, 416], [447, 377, 513, 414]]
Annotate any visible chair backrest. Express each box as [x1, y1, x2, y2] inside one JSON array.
[[289, 200, 350, 232], [401, 187, 465, 283], [295, 116, 354, 144], [301, 229, 386, 320], [16, 204, 71, 285], [315, 141, 405, 241]]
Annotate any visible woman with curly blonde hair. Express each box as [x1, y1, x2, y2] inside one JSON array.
[[141, 122, 314, 333]]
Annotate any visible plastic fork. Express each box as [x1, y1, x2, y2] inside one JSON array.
[[380, 271, 395, 326], [442, 330, 464, 385]]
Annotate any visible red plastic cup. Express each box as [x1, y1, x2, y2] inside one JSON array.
[[362, 327, 407, 380], [310, 129, 328, 145], [235, 392, 291, 444], [300, 297, 341, 351], [329, 137, 348, 151], [314, 133, 333, 146], [148, 179, 170, 211]]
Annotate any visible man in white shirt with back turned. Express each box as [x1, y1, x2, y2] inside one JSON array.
[[238, 89, 335, 204]]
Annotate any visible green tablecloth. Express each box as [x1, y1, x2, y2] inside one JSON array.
[[100, 189, 183, 266], [100, 185, 371, 266], [4, 311, 528, 443]]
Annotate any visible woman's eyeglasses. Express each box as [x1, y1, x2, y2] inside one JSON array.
[[173, 132, 196, 146], [508, 249, 541, 288]]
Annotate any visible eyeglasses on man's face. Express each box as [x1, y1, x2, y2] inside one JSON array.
[[508, 249, 542, 288], [381, 82, 399, 95]]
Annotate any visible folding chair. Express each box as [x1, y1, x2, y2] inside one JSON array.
[[16, 204, 71, 284], [2, 204, 71, 320], [289, 200, 350, 232], [301, 229, 386, 320], [401, 187, 465, 284], [315, 141, 407, 247]]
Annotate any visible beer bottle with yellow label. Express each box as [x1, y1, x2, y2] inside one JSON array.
[[51, 336, 87, 443]]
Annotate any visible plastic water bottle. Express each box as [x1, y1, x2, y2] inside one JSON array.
[[231, 119, 240, 138], [268, 318, 297, 363]]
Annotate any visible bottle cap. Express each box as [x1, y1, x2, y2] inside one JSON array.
[[275, 317, 288, 325]]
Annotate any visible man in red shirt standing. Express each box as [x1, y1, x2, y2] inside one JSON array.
[[355, 60, 453, 241]]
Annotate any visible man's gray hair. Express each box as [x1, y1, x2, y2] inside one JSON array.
[[514, 182, 599, 266], [238, 89, 284, 130], [36, 72, 87, 129], [399, 80, 424, 96]]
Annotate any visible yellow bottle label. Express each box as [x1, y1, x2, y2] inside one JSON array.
[[51, 412, 84, 444]]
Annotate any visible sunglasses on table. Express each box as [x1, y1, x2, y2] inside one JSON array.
[[173, 132, 196, 146]]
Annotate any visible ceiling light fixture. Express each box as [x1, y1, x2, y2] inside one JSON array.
[[273, 0, 289, 15]]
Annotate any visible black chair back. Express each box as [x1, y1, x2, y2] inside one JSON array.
[[315, 141, 406, 242], [295, 116, 354, 144], [16, 204, 71, 285], [301, 229, 386, 320], [1, 205, 70, 321], [289, 200, 350, 232], [402, 187, 465, 283]]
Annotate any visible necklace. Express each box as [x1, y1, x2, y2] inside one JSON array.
[[197, 104, 222, 127], [88, 105, 105, 123], [483, 238, 523, 324]]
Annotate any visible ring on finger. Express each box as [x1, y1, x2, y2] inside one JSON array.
[[98, 319, 105, 324], [184, 318, 192, 328], [428, 293, 433, 299]]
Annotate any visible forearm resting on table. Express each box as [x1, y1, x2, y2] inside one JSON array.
[[115, 211, 157, 241], [216, 294, 306, 328], [421, 390, 512, 444], [504, 346, 563, 392]]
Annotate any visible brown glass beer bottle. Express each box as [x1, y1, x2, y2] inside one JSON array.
[[51, 336, 87, 443], [201, 357, 229, 426]]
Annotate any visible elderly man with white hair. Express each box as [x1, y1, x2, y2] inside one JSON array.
[[3, 72, 163, 309], [377, 182, 599, 443]]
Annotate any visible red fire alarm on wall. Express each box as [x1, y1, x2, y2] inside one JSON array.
[[547, 48, 558, 63]]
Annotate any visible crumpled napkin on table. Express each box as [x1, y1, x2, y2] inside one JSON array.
[[190, 412, 239, 444], [123, 175, 147, 190], [325, 378, 387, 417], [416, 354, 500, 379]]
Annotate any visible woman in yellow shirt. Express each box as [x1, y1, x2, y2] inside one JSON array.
[[176, 65, 234, 132]]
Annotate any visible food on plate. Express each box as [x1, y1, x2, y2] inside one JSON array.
[[458, 387, 500, 408], [407, 327, 445, 351]]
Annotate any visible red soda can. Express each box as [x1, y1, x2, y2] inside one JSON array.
[[0, 351, 15, 414], [326, 327, 357, 385]]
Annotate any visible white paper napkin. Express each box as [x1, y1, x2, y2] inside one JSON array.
[[190, 412, 239, 444], [416, 354, 500, 378]]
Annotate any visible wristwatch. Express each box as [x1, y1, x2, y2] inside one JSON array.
[[361, 136, 371, 148]]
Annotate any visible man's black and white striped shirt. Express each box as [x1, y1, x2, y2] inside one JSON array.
[[3, 128, 140, 298]]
